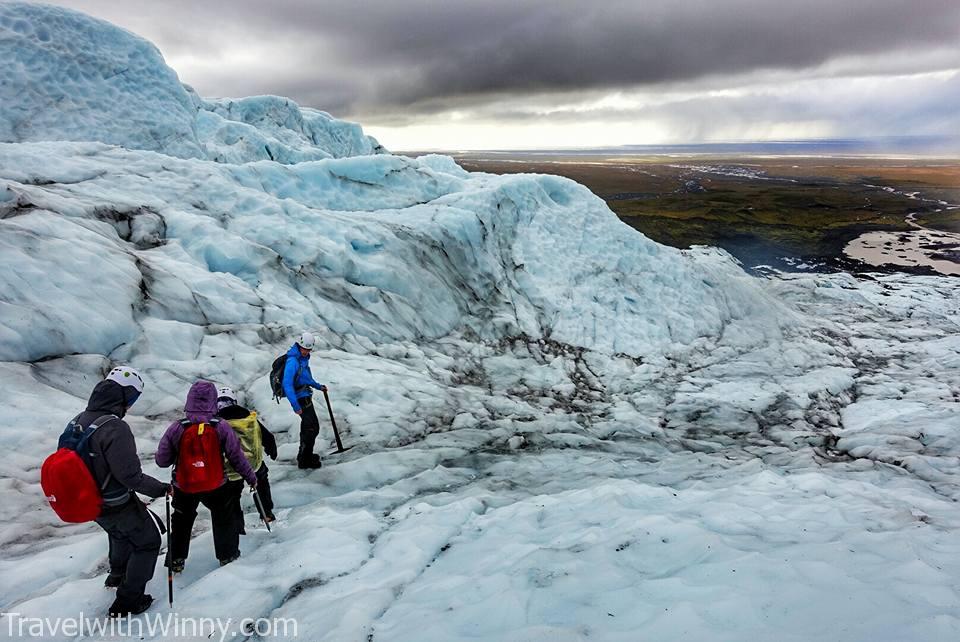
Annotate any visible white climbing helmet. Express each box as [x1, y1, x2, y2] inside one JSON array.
[[217, 386, 237, 404], [105, 366, 145, 393], [297, 331, 316, 350]]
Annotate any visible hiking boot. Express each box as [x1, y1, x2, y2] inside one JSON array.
[[167, 558, 185, 573], [108, 594, 153, 617], [219, 551, 241, 566], [297, 456, 322, 469], [104, 572, 123, 588]]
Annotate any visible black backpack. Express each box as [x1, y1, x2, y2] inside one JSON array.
[[269, 354, 288, 402]]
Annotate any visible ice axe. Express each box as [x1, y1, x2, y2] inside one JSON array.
[[251, 487, 272, 532], [322, 387, 350, 454], [165, 494, 174, 607]]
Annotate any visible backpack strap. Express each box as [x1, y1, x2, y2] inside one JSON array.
[[178, 417, 219, 425], [88, 414, 119, 430], [79, 413, 119, 443], [179, 417, 219, 426], [198, 418, 222, 437], [84, 414, 119, 491], [294, 360, 308, 394]]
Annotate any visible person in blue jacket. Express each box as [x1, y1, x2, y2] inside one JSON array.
[[284, 331, 327, 468]]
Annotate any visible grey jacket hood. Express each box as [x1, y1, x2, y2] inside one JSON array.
[[86, 380, 130, 418]]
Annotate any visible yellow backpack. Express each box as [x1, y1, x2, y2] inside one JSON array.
[[224, 411, 263, 481]]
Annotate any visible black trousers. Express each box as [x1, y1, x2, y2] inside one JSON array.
[[297, 396, 321, 462], [96, 498, 162, 604], [224, 478, 245, 536], [231, 463, 274, 535], [169, 483, 240, 563], [256, 463, 274, 516]]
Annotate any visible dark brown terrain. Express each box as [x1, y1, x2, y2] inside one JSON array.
[[450, 154, 960, 274]]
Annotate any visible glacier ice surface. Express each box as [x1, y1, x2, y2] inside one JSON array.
[[1, 3, 959, 641]]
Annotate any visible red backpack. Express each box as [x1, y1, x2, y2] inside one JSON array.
[[175, 420, 225, 493], [41, 415, 117, 523]]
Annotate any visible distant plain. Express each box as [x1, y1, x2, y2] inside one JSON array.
[[446, 153, 960, 276]]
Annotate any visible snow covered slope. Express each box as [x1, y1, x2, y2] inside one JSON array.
[[1, 4, 959, 641]]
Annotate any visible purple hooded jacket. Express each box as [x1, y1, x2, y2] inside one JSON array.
[[156, 380, 257, 487]]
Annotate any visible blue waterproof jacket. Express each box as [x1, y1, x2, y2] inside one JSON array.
[[283, 344, 323, 413]]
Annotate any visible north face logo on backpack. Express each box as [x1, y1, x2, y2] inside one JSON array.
[[191, 461, 205, 468]]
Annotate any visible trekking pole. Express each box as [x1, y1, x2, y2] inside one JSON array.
[[165, 494, 173, 607], [251, 488, 272, 532], [322, 387, 350, 454]]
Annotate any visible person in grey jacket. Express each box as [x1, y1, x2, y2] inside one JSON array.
[[79, 366, 169, 617], [156, 380, 257, 570]]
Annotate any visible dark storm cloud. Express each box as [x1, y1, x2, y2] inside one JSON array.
[[54, 0, 960, 117]]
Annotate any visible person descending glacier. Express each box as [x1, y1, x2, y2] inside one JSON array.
[[215, 386, 277, 526], [156, 380, 257, 570], [278, 332, 327, 469], [73, 367, 170, 616]]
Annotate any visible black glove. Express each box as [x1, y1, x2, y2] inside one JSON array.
[[261, 423, 278, 460]]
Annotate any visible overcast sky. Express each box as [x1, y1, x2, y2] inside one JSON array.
[[56, 0, 960, 150]]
